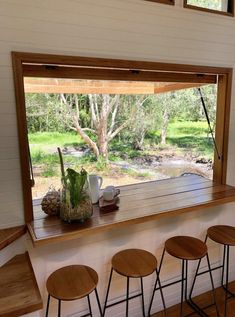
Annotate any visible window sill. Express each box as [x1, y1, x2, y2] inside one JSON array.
[[27, 175, 235, 246], [184, 4, 234, 17]]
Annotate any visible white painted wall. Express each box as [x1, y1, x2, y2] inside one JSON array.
[[1, 0, 235, 316], [0, 0, 235, 227]]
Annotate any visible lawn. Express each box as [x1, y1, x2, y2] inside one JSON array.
[[29, 121, 214, 198]]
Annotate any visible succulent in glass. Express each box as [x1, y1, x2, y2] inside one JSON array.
[[58, 147, 92, 223]]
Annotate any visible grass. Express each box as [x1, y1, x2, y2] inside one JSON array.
[[167, 121, 213, 159], [29, 121, 214, 171], [29, 132, 84, 147]]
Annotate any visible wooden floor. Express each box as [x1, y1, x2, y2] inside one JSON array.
[[0, 252, 42, 317], [152, 281, 235, 317], [29, 175, 235, 245]]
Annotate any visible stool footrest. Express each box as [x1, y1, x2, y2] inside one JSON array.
[[222, 284, 235, 297], [187, 298, 212, 317], [105, 292, 142, 309]]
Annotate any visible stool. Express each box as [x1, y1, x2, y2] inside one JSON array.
[[207, 225, 235, 316], [45, 265, 102, 317], [148, 236, 219, 317], [103, 248, 166, 317]]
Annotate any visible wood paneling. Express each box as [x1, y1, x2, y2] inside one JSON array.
[[0, 225, 25, 250], [24, 78, 206, 95], [28, 175, 235, 246], [0, 252, 42, 317]]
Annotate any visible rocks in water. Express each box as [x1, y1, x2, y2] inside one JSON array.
[[133, 155, 162, 166]]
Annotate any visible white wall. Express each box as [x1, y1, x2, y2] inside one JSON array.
[[1, 0, 235, 316], [0, 0, 235, 228]]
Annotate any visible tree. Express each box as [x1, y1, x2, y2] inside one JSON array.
[[60, 93, 137, 160]]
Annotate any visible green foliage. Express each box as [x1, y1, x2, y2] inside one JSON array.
[[95, 156, 108, 171], [29, 132, 83, 147], [167, 121, 213, 158], [41, 164, 58, 177], [187, 0, 226, 11], [26, 85, 216, 161], [30, 148, 78, 166], [63, 168, 88, 208]]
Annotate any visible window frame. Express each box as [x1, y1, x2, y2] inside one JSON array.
[[145, 0, 174, 5], [12, 52, 233, 223], [184, 0, 234, 17]]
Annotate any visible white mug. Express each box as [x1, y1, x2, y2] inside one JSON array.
[[88, 175, 103, 204], [103, 186, 116, 201]]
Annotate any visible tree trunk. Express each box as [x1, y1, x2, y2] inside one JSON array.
[[97, 112, 108, 160], [161, 109, 170, 145]]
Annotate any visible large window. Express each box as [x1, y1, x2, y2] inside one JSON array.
[[12, 52, 232, 223], [184, 0, 234, 16]]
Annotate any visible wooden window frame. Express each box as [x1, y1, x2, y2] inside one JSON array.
[[145, 0, 174, 5], [12, 52, 232, 224], [184, 0, 234, 17]]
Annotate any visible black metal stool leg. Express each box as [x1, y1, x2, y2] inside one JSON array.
[[185, 260, 188, 304], [87, 294, 92, 317], [221, 245, 226, 287], [188, 257, 209, 317], [126, 277, 130, 317], [103, 268, 113, 317], [156, 269, 167, 317], [206, 253, 220, 317], [94, 288, 102, 316], [180, 260, 185, 317], [148, 248, 166, 317], [140, 277, 145, 317], [224, 245, 229, 317], [58, 299, 61, 317], [45, 294, 50, 317]]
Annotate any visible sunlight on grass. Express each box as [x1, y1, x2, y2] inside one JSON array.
[[29, 132, 84, 147]]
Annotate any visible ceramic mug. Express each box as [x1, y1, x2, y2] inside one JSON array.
[[103, 186, 117, 201]]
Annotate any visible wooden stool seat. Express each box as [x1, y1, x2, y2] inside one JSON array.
[[46, 265, 98, 301], [207, 225, 235, 246], [111, 248, 157, 278], [165, 236, 207, 260]]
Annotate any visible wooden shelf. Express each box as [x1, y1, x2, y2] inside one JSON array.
[[0, 252, 42, 317], [0, 226, 26, 251], [28, 175, 235, 246]]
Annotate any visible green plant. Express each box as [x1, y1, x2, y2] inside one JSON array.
[[63, 168, 88, 208], [42, 164, 58, 177]]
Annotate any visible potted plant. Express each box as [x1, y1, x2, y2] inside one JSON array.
[[58, 148, 92, 223]]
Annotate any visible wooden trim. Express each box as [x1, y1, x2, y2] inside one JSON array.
[[22, 64, 217, 84], [12, 51, 232, 74], [0, 225, 26, 251], [11, 52, 233, 224], [213, 71, 233, 184], [12, 53, 33, 223], [145, 0, 174, 5], [184, 0, 234, 17]]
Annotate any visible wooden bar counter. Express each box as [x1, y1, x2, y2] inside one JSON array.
[[28, 175, 235, 246]]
